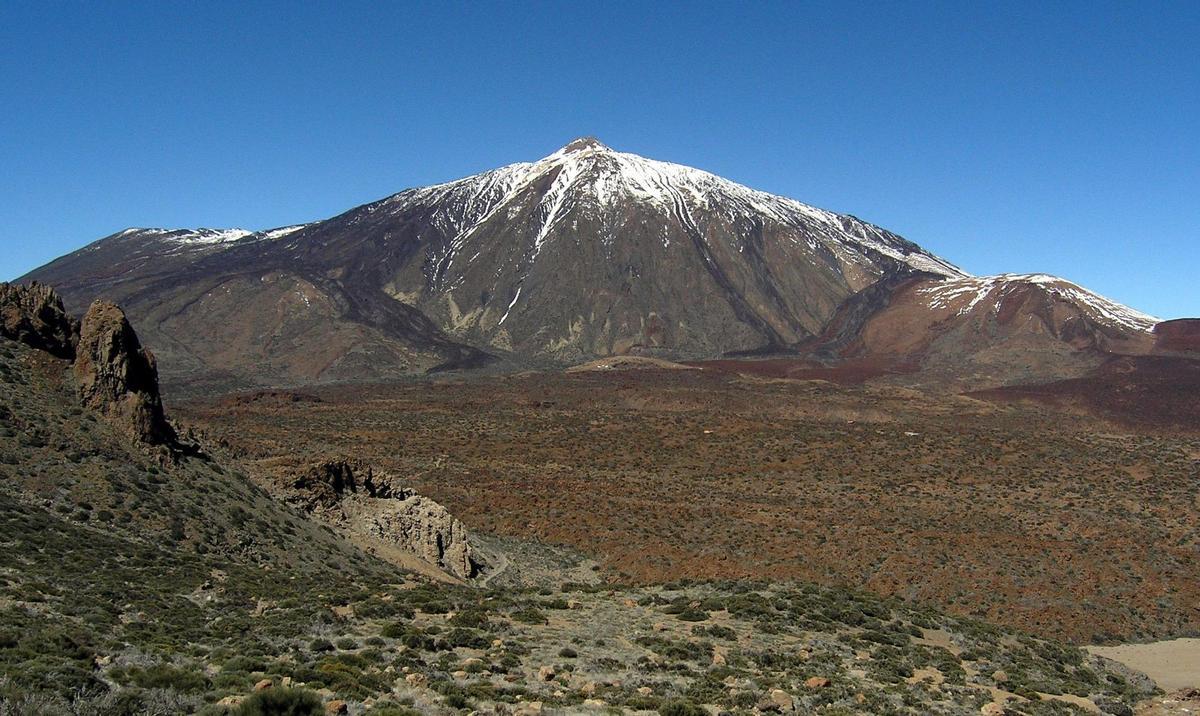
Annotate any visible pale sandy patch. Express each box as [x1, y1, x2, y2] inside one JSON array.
[[1087, 639, 1200, 691]]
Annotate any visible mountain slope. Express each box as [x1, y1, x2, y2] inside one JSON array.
[[22, 138, 967, 389], [800, 272, 1162, 387]]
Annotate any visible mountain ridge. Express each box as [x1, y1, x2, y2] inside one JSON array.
[[20, 138, 1175, 390]]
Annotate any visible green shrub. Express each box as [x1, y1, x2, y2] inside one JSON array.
[[511, 608, 547, 625], [659, 699, 708, 716], [236, 688, 324, 715], [121, 663, 210, 693]]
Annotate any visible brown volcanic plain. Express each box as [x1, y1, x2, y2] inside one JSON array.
[[176, 363, 1200, 645]]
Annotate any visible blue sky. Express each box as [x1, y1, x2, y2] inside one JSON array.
[[2, 1, 1197, 318]]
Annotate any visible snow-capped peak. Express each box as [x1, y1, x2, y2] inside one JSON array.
[[557, 136, 611, 154], [383, 138, 967, 281], [919, 273, 1160, 332]]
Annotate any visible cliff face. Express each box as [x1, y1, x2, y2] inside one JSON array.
[[283, 460, 480, 580], [73, 300, 175, 445], [0, 282, 79, 360], [1, 284, 175, 446]]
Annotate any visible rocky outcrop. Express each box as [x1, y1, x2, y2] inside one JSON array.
[[73, 299, 174, 445], [288, 460, 396, 510], [0, 282, 79, 359], [285, 460, 480, 579]]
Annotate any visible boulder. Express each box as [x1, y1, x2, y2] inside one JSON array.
[[73, 299, 174, 444], [253, 679, 273, 691], [768, 689, 795, 712], [804, 676, 830, 689], [324, 700, 348, 715], [538, 665, 556, 682]]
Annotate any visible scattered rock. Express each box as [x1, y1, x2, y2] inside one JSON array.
[[0, 282, 78, 359], [253, 678, 273, 691], [217, 695, 243, 707], [804, 676, 830, 689], [405, 672, 427, 688], [992, 669, 1009, 684], [73, 299, 174, 444], [324, 699, 348, 715], [980, 703, 1007, 716], [637, 686, 653, 696], [538, 665, 556, 681], [767, 689, 795, 712]]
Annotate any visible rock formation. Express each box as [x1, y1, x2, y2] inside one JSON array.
[[0, 282, 79, 359], [73, 299, 175, 445], [285, 460, 480, 579]]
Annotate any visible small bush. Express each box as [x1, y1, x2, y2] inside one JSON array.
[[236, 687, 324, 715], [659, 699, 708, 716]]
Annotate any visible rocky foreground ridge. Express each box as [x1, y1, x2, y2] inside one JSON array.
[[0, 281, 480, 581]]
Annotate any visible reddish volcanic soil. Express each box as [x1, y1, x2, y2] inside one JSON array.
[[974, 355, 1200, 432], [177, 367, 1200, 643]]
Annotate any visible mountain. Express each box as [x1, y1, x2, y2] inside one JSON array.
[[21, 137, 1171, 390], [801, 272, 1162, 386]]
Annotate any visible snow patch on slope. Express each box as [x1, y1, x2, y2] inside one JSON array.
[[163, 228, 254, 245]]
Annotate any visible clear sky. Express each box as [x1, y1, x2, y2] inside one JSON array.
[[2, 1, 1197, 318]]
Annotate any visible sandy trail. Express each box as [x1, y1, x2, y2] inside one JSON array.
[[1087, 639, 1200, 691]]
